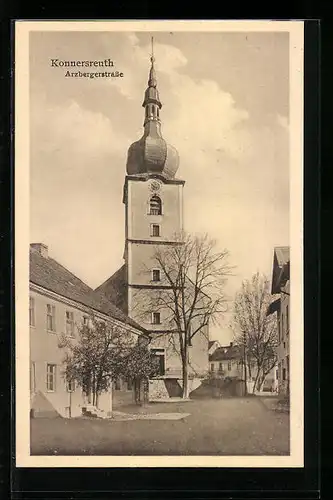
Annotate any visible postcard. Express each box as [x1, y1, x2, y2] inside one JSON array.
[[15, 20, 304, 467]]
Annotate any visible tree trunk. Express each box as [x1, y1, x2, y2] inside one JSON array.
[[182, 356, 189, 399], [253, 368, 261, 394], [142, 377, 149, 406], [243, 345, 248, 396]]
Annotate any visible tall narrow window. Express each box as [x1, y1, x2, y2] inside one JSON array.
[[227, 361, 232, 371], [286, 304, 289, 333], [46, 304, 56, 332], [219, 362, 224, 372], [152, 269, 160, 282], [281, 313, 284, 341], [149, 195, 162, 215], [151, 224, 160, 237], [46, 364, 56, 392], [152, 312, 161, 325], [66, 311, 74, 336], [210, 363, 214, 372], [29, 297, 35, 327], [30, 362, 36, 393]]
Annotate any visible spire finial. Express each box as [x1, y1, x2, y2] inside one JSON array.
[[151, 36, 155, 64]]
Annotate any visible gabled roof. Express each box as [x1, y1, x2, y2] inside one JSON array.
[[271, 246, 290, 294], [30, 248, 145, 333], [208, 340, 217, 350], [95, 264, 128, 313], [209, 344, 241, 362], [275, 246, 290, 267]]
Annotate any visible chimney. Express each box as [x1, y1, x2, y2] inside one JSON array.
[[230, 342, 233, 347], [30, 243, 48, 259]]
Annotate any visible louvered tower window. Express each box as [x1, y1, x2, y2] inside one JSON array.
[[149, 195, 162, 215]]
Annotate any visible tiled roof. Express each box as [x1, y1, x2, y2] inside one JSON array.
[[95, 264, 128, 313], [271, 246, 290, 294], [275, 246, 290, 267], [209, 345, 242, 362], [30, 248, 145, 333]]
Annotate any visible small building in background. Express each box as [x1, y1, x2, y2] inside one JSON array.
[[267, 246, 290, 396], [209, 342, 243, 378]]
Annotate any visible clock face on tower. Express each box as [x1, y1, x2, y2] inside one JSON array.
[[149, 180, 161, 193]]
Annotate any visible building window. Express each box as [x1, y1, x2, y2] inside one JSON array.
[[219, 362, 224, 372], [65, 311, 75, 336], [46, 364, 56, 392], [66, 378, 75, 392], [152, 269, 161, 282], [30, 362, 36, 393], [149, 195, 162, 215], [151, 224, 160, 237], [227, 361, 232, 371], [83, 316, 89, 327], [210, 363, 214, 372], [46, 304, 56, 332], [151, 349, 165, 376], [286, 304, 289, 333], [29, 297, 35, 327], [152, 312, 161, 325], [281, 313, 284, 340]]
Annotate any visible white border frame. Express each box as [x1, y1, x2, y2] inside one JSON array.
[[15, 19, 304, 468]]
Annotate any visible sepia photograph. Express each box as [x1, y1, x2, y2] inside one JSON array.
[[15, 20, 304, 467]]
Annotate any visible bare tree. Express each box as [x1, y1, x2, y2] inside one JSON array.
[[134, 232, 232, 399], [58, 315, 158, 408], [232, 272, 278, 393]]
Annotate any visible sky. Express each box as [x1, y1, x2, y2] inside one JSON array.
[[29, 30, 290, 344]]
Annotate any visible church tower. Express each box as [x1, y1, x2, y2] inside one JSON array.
[[97, 40, 208, 391], [123, 41, 184, 335]]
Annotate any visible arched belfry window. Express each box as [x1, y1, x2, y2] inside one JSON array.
[[149, 195, 162, 215]]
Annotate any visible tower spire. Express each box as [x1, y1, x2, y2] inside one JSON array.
[[148, 36, 157, 88], [151, 36, 154, 63], [143, 36, 161, 125], [126, 36, 179, 178]]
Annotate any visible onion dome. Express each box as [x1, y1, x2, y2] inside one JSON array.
[[126, 39, 179, 179]]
